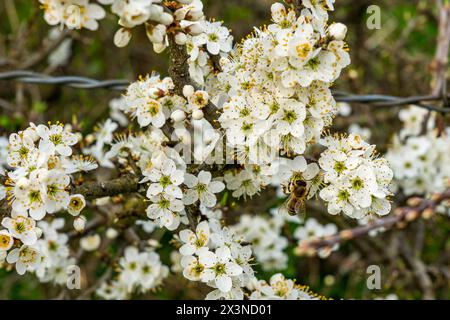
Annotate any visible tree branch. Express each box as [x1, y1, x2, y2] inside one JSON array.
[[72, 173, 140, 200], [296, 190, 450, 254]]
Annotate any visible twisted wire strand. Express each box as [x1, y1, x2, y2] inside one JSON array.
[[0, 70, 449, 113], [0, 70, 128, 91]]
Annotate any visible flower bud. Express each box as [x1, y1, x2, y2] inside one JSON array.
[[328, 23, 347, 40], [106, 228, 119, 239], [175, 32, 187, 45], [95, 196, 110, 206], [183, 85, 195, 97], [192, 109, 204, 120], [159, 12, 174, 26], [147, 239, 160, 248], [73, 215, 87, 232], [80, 234, 101, 251], [171, 110, 187, 122]]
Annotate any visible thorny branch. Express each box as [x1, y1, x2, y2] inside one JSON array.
[[296, 190, 450, 253]]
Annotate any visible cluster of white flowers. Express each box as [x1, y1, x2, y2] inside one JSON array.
[[109, 97, 129, 127], [294, 217, 338, 258], [246, 273, 323, 300], [39, 0, 208, 50], [122, 74, 215, 129], [318, 133, 393, 219], [39, 0, 106, 30], [187, 20, 233, 85], [215, 2, 349, 165], [1, 123, 92, 274], [29, 0, 406, 301], [96, 246, 169, 299], [177, 220, 255, 299], [84, 119, 119, 168], [230, 214, 288, 271], [386, 106, 450, 196], [35, 219, 75, 285]]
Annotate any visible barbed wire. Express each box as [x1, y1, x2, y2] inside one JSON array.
[[0, 70, 129, 90], [0, 70, 449, 113]]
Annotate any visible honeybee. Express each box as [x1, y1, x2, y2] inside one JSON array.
[[280, 177, 309, 216]]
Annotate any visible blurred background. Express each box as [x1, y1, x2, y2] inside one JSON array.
[[0, 0, 448, 299]]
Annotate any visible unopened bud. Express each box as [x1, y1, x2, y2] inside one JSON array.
[[159, 12, 174, 25], [73, 215, 87, 232], [405, 210, 419, 221], [407, 197, 422, 207], [183, 85, 195, 97], [171, 110, 187, 122], [422, 208, 434, 220], [106, 228, 119, 239], [192, 109, 204, 120], [328, 23, 347, 40], [175, 32, 187, 45], [340, 230, 353, 240], [80, 234, 101, 251]]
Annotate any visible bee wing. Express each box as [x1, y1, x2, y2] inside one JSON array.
[[294, 199, 306, 216], [278, 196, 292, 215]]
